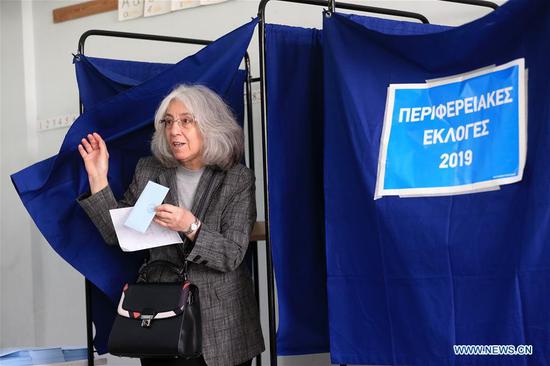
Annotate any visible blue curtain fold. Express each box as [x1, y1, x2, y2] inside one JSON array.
[[347, 13, 449, 35], [75, 55, 247, 126], [323, 1, 550, 365], [11, 18, 256, 353], [266, 23, 329, 355], [74, 55, 172, 109]]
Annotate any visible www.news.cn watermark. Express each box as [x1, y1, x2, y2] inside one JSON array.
[[454, 344, 533, 356]]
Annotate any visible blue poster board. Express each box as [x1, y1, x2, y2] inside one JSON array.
[[375, 58, 527, 199]]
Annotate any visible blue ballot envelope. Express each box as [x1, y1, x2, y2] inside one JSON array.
[[124, 181, 169, 233]]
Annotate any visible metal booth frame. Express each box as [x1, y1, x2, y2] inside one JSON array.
[[74, 0, 499, 363], [256, 1, 498, 365]]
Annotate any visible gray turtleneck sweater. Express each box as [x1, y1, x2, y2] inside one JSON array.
[[175, 165, 205, 209]]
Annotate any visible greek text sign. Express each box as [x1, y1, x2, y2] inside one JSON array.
[[375, 59, 527, 199]]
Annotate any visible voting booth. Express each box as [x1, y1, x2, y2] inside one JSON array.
[[11, 0, 550, 365]]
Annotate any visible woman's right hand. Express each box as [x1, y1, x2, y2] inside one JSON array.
[[78, 132, 110, 194]]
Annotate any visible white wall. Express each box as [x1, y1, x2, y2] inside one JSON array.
[[0, 0, 506, 365], [1, 0, 38, 348]]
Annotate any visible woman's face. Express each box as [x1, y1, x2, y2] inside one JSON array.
[[163, 99, 204, 169]]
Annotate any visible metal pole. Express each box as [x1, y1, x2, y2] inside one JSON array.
[[79, 30, 210, 53], [79, 69, 95, 364], [439, 0, 499, 10], [328, 0, 335, 14], [256, 7, 279, 366], [85, 275, 94, 365], [243, 52, 262, 366], [244, 53, 255, 173], [258, 0, 430, 24], [251, 240, 262, 366]]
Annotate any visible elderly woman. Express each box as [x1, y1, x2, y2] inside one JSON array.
[[77, 85, 264, 366]]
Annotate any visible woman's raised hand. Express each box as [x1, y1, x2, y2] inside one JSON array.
[[78, 132, 110, 194]]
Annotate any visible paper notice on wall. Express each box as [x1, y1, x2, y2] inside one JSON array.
[[144, 0, 172, 17], [172, 0, 201, 11], [118, 0, 144, 21]]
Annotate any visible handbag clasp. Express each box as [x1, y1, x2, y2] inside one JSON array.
[[140, 315, 154, 328]]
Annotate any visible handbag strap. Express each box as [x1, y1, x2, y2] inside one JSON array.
[[175, 168, 224, 276], [140, 259, 185, 279], [139, 169, 223, 282]]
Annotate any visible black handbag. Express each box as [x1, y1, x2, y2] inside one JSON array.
[[107, 171, 221, 359], [107, 259, 202, 359]]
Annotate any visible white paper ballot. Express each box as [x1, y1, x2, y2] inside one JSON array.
[[110, 207, 183, 252]]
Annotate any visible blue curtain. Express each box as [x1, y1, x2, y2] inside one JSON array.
[[266, 23, 328, 355], [75, 55, 172, 108], [347, 13, 449, 35], [265, 16, 448, 356], [75, 55, 246, 130], [11, 18, 257, 353], [323, 1, 550, 365]]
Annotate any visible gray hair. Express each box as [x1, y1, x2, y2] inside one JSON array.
[[151, 84, 244, 170]]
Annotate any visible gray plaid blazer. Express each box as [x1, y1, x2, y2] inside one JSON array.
[[78, 156, 264, 366]]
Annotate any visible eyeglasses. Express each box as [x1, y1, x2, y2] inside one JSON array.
[[160, 113, 195, 129]]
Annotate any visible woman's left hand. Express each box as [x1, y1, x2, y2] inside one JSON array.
[[154, 204, 195, 232]]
